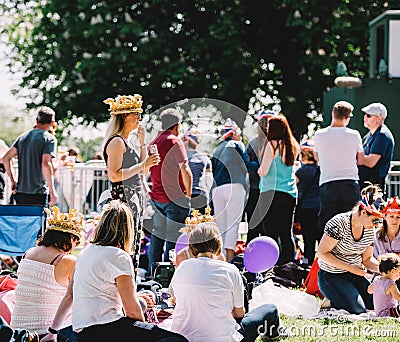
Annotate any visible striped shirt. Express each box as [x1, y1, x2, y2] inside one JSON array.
[[318, 212, 375, 274]]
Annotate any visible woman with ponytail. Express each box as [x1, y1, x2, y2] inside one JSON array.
[[258, 114, 299, 265]]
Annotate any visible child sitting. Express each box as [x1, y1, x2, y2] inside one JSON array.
[[368, 253, 400, 317]]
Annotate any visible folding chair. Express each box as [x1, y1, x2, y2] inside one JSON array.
[[0, 205, 45, 257]]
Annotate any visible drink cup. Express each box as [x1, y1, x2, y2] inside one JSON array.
[[149, 144, 158, 155]]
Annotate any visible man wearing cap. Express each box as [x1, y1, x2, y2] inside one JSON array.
[[3, 106, 58, 206], [358, 102, 394, 192], [147, 108, 193, 273], [313, 101, 364, 232]]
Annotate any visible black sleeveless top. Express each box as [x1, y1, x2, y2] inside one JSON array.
[[103, 135, 142, 188]]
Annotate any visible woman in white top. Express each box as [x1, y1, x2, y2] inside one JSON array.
[[11, 207, 82, 341], [42, 200, 187, 342]]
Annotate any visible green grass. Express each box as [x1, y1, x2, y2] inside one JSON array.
[[255, 315, 400, 341]]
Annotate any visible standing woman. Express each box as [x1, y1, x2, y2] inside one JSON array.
[[211, 118, 259, 262], [103, 94, 160, 276], [258, 114, 299, 265], [374, 197, 400, 258]]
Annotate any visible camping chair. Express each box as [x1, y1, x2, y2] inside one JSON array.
[[0, 205, 46, 267]]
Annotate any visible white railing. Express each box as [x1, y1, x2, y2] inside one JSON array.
[[385, 161, 400, 198], [56, 160, 110, 215]]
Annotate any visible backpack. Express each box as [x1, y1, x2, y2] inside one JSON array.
[[302, 257, 324, 298]]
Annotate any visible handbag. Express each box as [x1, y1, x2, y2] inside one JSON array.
[[293, 166, 319, 234]]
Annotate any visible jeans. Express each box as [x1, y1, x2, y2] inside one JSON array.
[[318, 180, 360, 232], [77, 317, 188, 342], [238, 304, 280, 341], [318, 269, 373, 314], [148, 198, 190, 273]]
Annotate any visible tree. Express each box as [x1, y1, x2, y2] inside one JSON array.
[[1, 0, 398, 138]]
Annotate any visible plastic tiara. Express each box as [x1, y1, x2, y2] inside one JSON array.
[[381, 197, 400, 214], [180, 207, 215, 234], [103, 94, 143, 116], [44, 206, 84, 238]]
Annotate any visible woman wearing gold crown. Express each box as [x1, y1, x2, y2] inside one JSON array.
[[42, 200, 187, 342], [11, 207, 82, 341], [102, 94, 160, 277]]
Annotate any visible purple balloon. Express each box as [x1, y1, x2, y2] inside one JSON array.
[[175, 233, 189, 254], [243, 236, 279, 273]]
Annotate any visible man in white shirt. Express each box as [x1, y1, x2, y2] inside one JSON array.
[[313, 101, 364, 232]]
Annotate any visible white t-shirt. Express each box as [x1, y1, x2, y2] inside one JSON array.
[[171, 257, 244, 342], [72, 244, 134, 331], [313, 126, 363, 186]]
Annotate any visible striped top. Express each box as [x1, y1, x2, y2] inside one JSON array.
[[11, 258, 71, 335], [318, 212, 375, 274]]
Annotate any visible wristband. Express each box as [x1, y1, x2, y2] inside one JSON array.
[[48, 327, 59, 334]]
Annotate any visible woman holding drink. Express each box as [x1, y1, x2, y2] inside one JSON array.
[[103, 94, 160, 276]]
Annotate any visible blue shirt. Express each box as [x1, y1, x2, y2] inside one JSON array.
[[212, 139, 259, 188], [259, 151, 297, 198], [358, 124, 394, 179], [187, 150, 211, 197], [295, 163, 320, 209]]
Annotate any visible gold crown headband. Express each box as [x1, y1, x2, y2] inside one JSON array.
[[103, 94, 144, 116], [44, 206, 84, 238], [180, 207, 216, 234]]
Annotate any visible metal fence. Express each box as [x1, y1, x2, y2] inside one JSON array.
[[56, 160, 110, 215], [5, 160, 400, 216], [385, 161, 400, 198]]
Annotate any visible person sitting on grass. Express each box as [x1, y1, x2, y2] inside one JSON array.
[[374, 197, 400, 258], [317, 185, 382, 314], [11, 206, 82, 342], [42, 200, 187, 342], [170, 221, 283, 342], [368, 253, 400, 317]]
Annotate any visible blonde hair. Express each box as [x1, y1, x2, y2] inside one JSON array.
[[104, 114, 126, 147], [91, 200, 134, 253], [188, 223, 222, 257]]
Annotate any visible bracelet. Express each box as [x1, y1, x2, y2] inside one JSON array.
[[48, 327, 59, 334], [140, 145, 146, 149]]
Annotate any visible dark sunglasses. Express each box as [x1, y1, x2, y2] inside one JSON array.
[[372, 218, 383, 225], [365, 114, 373, 118]]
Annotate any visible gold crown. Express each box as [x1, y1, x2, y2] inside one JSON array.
[[103, 94, 144, 116], [44, 206, 84, 238], [180, 207, 215, 234]]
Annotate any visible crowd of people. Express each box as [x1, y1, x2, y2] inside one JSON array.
[[1, 94, 399, 341]]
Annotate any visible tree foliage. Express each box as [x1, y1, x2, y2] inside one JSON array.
[[1, 0, 398, 137]]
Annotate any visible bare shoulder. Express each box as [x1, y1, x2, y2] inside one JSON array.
[[58, 254, 77, 267]]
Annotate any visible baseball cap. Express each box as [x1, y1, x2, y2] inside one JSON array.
[[361, 102, 387, 119]]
